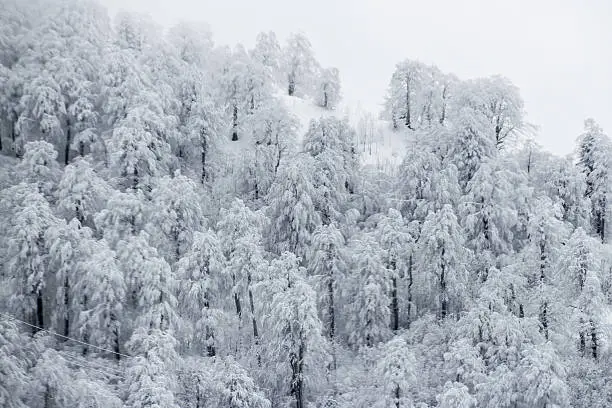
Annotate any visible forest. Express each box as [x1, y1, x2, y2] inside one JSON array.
[[0, 0, 611, 407]]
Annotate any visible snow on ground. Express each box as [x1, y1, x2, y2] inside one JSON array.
[[277, 91, 408, 174]]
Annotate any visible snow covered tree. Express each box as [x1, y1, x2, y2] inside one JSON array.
[[146, 172, 204, 263], [124, 329, 181, 408], [45, 218, 92, 338], [94, 189, 149, 248], [545, 155, 590, 230], [519, 197, 568, 340], [310, 223, 346, 348], [460, 158, 520, 275], [448, 106, 497, 190], [217, 199, 267, 354], [108, 107, 173, 192], [417, 204, 470, 319], [266, 252, 327, 408], [558, 227, 607, 359], [243, 98, 299, 200], [219, 46, 271, 141], [437, 382, 476, 408], [303, 117, 358, 224], [15, 140, 61, 201], [316, 67, 341, 109], [57, 158, 109, 226], [175, 230, 224, 356], [122, 231, 181, 407], [381, 60, 447, 130], [16, 72, 66, 151], [515, 344, 570, 407], [216, 357, 271, 408], [577, 118, 610, 242], [0, 318, 28, 408], [166, 21, 213, 67], [376, 337, 417, 408], [4, 185, 59, 331], [117, 232, 177, 329], [26, 348, 75, 408], [346, 234, 391, 348], [376, 209, 414, 330], [251, 31, 282, 84], [73, 238, 126, 359], [283, 33, 319, 97], [266, 155, 321, 260], [456, 76, 526, 149]]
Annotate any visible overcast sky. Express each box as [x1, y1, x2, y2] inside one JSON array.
[[101, 0, 612, 156]]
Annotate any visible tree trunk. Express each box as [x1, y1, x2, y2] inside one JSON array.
[[291, 340, 305, 408], [394, 384, 400, 408], [405, 74, 412, 129], [288, 73, 295, 96], [407, 254, 413, 328], [201, 136, 208, 184], [440, 250, 447, 319], [540, 301, 549, 340], [590, 319, 597, 359], [323, 88, 328, 109], [231, 105, 238, 141], [328, 274, 335, 340], [440, 84, 448, 125], [36, 289, 45, 330], [63, 277, 70, 337], [234, 292, 242, 319], [390, 260, 399, 331], [64, 120, 71, 165], [579, 319, 586, 355], [112, 314, 121, 361]]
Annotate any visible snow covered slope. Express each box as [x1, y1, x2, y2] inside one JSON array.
[[277, 92, 407, 174]]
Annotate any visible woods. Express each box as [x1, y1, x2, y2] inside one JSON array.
[[0, 0, 611, 407]]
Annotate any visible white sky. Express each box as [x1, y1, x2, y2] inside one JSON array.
[[101, 0, 612, 156]]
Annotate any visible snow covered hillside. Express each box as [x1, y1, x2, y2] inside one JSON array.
[[279, 91, 407, 172], [2, 1, 612, 408]]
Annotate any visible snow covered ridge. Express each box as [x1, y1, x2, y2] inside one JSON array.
[[1, 0, 612, 407]]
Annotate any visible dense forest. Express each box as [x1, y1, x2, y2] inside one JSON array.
[[0, 0, 611, 407]]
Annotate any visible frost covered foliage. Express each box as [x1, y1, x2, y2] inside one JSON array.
[[0, 1, 611, 407]]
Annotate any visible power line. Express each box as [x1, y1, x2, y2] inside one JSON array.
[[63, 352, 126, 377], [0, 311, 132, 360], [62, 355, 125, 380], [62, 354, 126, 380]]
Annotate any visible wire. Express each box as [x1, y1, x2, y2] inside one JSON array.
[[63, 352, 126, 376], [0, 311, 132, 360], [62, 354, 126, 380]]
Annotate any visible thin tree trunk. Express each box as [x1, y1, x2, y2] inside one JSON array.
[[64, 120, 71, 165], [291, 340, 305, 408], [63, 277, 70, 337], [590, 319, 597, 359], [540, 301, 549, 340], [201, 136, 208, 184], [390, 260, 399, 331], [440, 248, 447, 319], [328, 275, 335, 341], [405, 74, 412, 129], [288, 73, 295, 96], [112, 314, 121, 361], [231, 105, 238, 141], [579, 318, 586, 355], [395, 384, 400, 408], [36, 289, 44, 329], [407, 254, 413, 328]]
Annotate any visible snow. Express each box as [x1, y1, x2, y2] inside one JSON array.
[[277, 90, 408, 173]]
